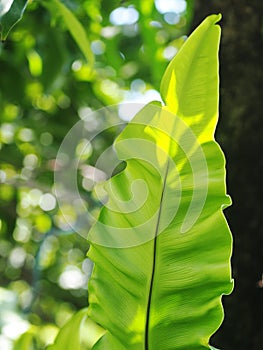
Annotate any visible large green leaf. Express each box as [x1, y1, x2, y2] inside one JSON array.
[[85, 14, 233, 350], [0, 0, 28, 40]]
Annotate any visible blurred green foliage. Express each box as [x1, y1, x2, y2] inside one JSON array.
[[0, 0, 192, 348]]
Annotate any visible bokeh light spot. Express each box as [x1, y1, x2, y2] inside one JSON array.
[[110, 7, 139, 26], [39, 194, 56, 211], [155, 0, 187, 14]]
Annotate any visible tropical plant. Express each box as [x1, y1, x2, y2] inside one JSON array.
[[2, 1, 200, 348], [47, 14, 233, 350]]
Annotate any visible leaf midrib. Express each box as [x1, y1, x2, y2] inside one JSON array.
[[144, 161, 170, 350]]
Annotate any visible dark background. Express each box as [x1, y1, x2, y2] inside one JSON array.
[[192, 1, 263, 348]]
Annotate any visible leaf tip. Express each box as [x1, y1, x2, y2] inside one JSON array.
[[208, 13, 222, 25], [215, 13, 222, 22]]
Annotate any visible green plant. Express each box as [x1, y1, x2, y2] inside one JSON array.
[[1, 2, 200, 348], [48, 14, 233, 350]]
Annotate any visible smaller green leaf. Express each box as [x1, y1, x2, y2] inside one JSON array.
[[43, 0, 94, 71], [13, 330, 34, 350], [0, 0, 28, 40], [47, 308, 106, 350]]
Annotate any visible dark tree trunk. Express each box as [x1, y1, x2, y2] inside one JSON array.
[[192, 1, 263, 349]]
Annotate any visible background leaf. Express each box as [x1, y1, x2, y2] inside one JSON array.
[[43, 0, 95, 74], [0, 0, 28, 40]]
